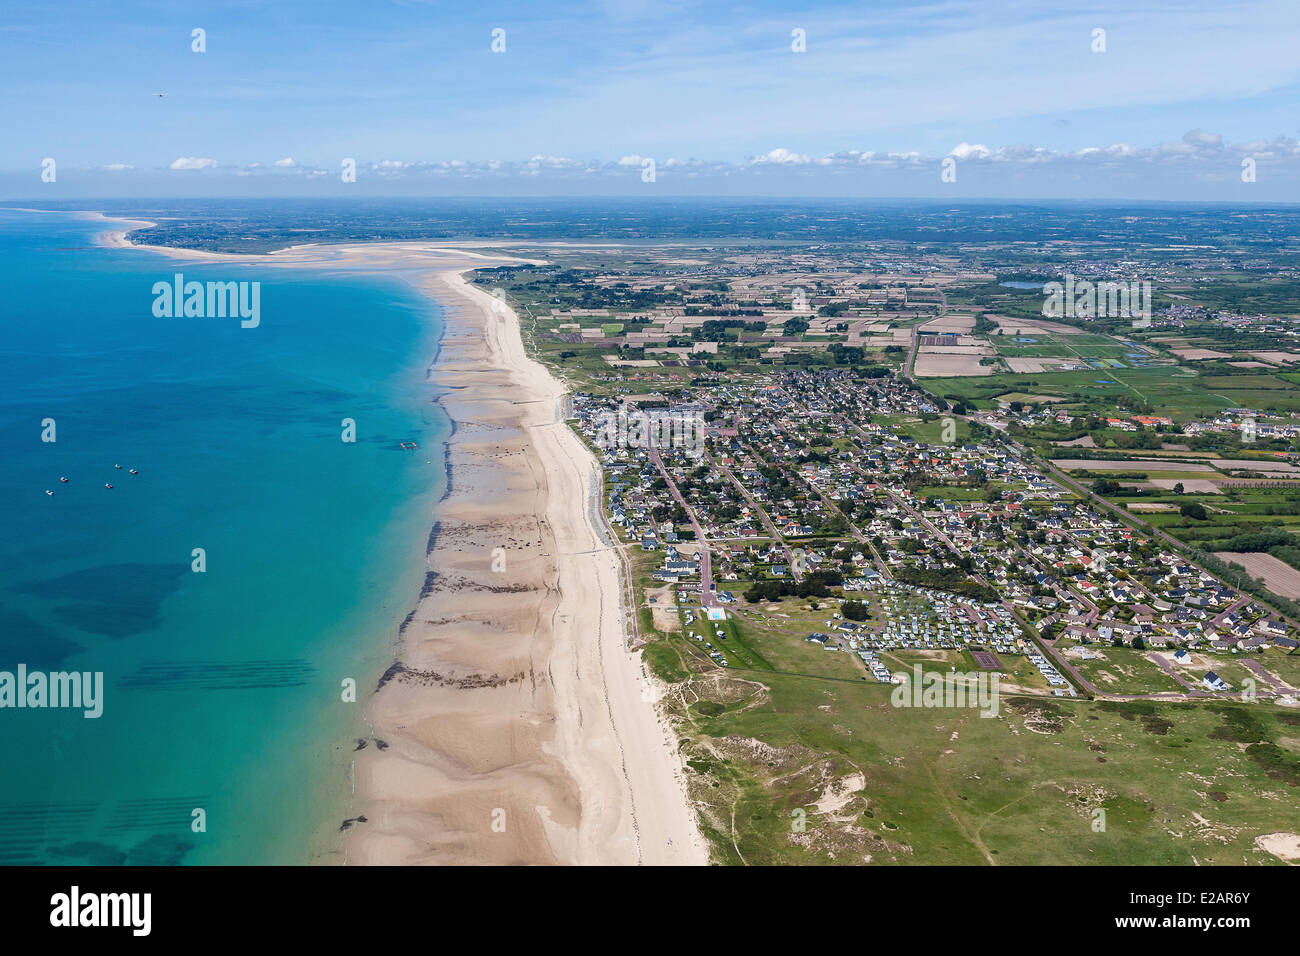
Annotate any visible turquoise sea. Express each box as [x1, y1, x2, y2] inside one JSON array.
[[0, 210, 447, 864]]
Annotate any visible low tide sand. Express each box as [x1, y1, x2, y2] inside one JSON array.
[[101, 221, 706, 865]]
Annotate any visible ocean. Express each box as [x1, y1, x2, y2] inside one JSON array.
[[0, 210, 447, 864]]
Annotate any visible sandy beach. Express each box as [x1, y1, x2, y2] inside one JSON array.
[[96, 218, 707, 865]]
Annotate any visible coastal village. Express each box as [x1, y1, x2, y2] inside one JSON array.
[[572, 369, 1300, 702], [461, 235, 1300, 865], [463, 240, 1300, 707]]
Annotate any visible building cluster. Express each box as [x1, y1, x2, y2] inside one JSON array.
[[572, 365, 1295, 690]]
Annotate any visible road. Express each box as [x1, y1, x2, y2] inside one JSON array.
[[1023, 442, 1300, 634], [902, 286, 947, 384], [648, 444, 716, 607], [708, 449, 802, 582]]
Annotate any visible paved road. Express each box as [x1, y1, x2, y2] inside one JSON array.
[[1240, 657, 1294, 694], [649, 445, 716, 607], [902, 287, 947, 384], [1148, 651, 1201, 693]]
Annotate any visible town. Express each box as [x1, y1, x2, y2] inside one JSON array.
[[575, 367, 1300, 703]]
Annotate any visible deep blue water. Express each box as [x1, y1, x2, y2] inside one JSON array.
[[0, 210, 447, 864]]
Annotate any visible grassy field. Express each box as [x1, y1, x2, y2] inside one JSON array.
[[933, 366, 1237, 420], [1260, 651, 1300, 688], [878, 414, 976, 445], [640, 588, 1300, 865], [917, 485, 990, 500], [1055, 643, 1188, 695], [989, 331, 1143, 361], [659, 656, 1300, 864], [722, 603, 862, 680]]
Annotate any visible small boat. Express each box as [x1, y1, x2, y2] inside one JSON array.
[[129, 469, 138, 475], [105, 483, 113, 489], [60, 476, 68, 483], [45, 490, 54, 496], [114, 464, 122, 470]]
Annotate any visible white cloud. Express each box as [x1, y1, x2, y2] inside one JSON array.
[[750, 148, 815, 165], [101, 163, 133, 171], [528, 154, 586, 169], [152, 131, 1300, 195], [1182, 129, 1223, 147], [169, 156, 218, 170]]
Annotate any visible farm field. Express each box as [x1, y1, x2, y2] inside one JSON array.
[[1052, 459, 1218, 472], [1216, 552, 1300, 599], [989, 331, 1150, 363], [914, 350, 993, 377], [933, 366, 1233, 419]]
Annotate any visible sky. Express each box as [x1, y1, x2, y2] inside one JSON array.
[[4, 0, 1300, 199]]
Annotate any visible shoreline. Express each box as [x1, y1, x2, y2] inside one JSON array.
[[89, 213, 706, 865]]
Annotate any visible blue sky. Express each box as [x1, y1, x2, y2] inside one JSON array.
[[5, 0, 1300, 198]]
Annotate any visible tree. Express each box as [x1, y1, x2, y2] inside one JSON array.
[[841, 600, 869, 621], [1180, 502, 1208, 521]]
